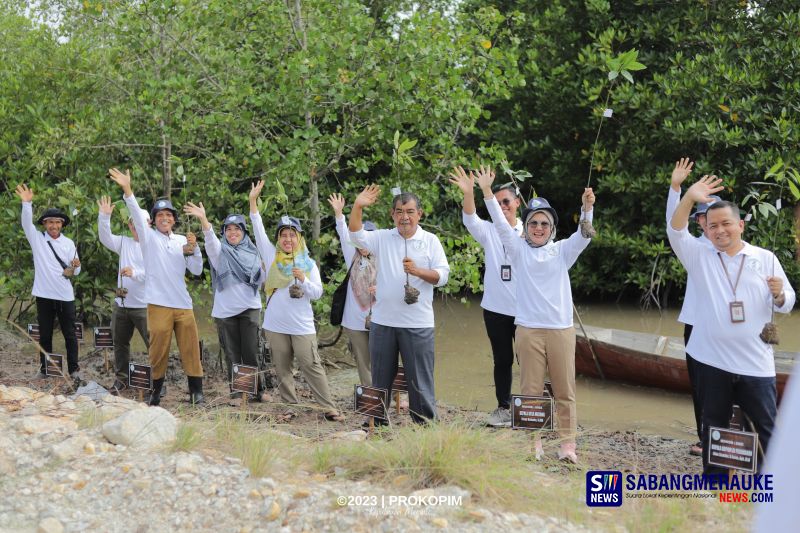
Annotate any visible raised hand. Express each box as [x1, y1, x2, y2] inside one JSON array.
[[108, 168, 132, 195], [448, 166, 475, 195], [685, 175, 724, 203], [354, 184, 381, 209], [475, 164, 496, 194], [98, 195, 115, 215], [582, 188, 596, 211], [15, 183, 33, 202], [183, 201, 207, 221], [249, 180, 265, 213], [671, 158, 694, 189], [327, 193, 346, 216]]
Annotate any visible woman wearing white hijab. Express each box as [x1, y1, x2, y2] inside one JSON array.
[[478, 165, 595, 463]]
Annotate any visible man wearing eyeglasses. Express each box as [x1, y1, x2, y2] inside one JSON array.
[[449, 166, 522, 427]]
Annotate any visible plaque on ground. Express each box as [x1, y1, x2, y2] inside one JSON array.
[[511, 395, 553, 430], [231, 364, 258, 395], [128, 363, 152, 390], [354, 385, 388, 421], [729, 405, 743, 431], [392, 365, 407, 392], [45, 353, 64, 377], [27, 324, 40, 342], [93, 327, 114, 349], [707, 426, 758, 473], [74, 323, 84, 342]]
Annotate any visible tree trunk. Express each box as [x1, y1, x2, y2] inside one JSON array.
[[160, 119, 171, 199]]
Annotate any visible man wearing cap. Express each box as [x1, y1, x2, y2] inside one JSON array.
[[15, 184, 82, 379], [668, 176, 795, 474], [108, 168, 205, 405], [666, 158, 720, 456], [184, 202, 267, 403], [349, 185, 450, 424], [449, 165, 522, 427], [478, 167, 595, 463], [97, 196, 151, 394], [328, 192, 378, 387]]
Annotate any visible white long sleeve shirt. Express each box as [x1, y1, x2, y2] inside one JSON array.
[[21, 202, 80, 301], [462, 210, 522, 317], [666, 187, 714, 326], [667, 226, 795, 377], [486, 197, 591, 329], [335, 215, 374, 332], [98, 213, 147, 308], [124, 195, 202, 309], [203, 228, 264, 319], [250, 212, 322, 335], [349, 224, 449, 329]]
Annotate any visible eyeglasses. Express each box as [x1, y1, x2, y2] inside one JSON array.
[[527, 221, 551, 229], [498, 198, 515, 207]]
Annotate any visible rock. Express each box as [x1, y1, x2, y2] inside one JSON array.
[[0, 455, 16, 476], [101, 407, 177, 449], [0, 385, 38, 402], [333, 467, 347, 478], [37, 517, 64, 533], [34, 394, 56, 409], [84, 442, 96, 455], [70, 381, 109, 401], [19, 416, 77, 435], [249, 489, 261, 499], [265, 501, 281, 521], [392, 474, 411, 487], [331, 430, 367, 442], [52, 436, 89, 460], [468, 510, 486, 522], [293, 489, 311, 499], [175, 454, 200, 474], [431, 518, 448, 528]]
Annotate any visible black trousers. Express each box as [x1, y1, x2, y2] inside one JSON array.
[[36, 296, 79, 374], [483, 308, 517, 409], [684, 324, 703, 442]]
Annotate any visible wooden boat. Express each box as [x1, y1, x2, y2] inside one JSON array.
[[574, 325, 797, 401]]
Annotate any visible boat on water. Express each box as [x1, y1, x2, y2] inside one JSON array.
[[574, 325, 797, 401]]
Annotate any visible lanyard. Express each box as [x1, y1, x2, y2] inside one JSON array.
[[717, 253, 746, 300]]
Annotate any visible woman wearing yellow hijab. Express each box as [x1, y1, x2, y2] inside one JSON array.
[[249, 180, 343, 421]]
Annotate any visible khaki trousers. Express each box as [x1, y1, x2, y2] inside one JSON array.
[[344, 328, 371, 386], [265, 331, 338, 413], [515, 326, 576, 441], [147, 304, 203, 379]]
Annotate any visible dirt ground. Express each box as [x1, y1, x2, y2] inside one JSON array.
[[0, 324, 701, 475]]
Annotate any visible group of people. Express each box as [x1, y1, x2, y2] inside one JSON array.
[[14, 159, 794, 469]]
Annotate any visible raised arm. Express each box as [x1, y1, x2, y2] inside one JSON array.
[[97, 195, 122, 252], [15, 183, 38, 244], [349, 185, 380, 251], [328, 193, 356, 264], [110, 168, 149, 246], [448, 166, 477, 216], [184, 201, 219, 268], [670, 175, 722, 232], [560, 188, 595, 268], [248, 181, 276, 263], [478, 166, 522, 256], [666, 158, 693, 224]]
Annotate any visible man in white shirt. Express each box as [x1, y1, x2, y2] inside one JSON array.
[[97, 196, 151, 394], [449, 165, 522, 427], [109, 168, 205, 406], [349, 185, 450, 423], [668, 176, 795, 474], [15, 183, 82, 380]]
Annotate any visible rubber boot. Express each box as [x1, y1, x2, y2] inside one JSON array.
[[188, 376, 205, 405], [149, 378, 165, 407]]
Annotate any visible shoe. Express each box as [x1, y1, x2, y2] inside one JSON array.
[[110, 379, 128, 396], [689, 442, 703, 456], [149, 378, 165, 406], [557, 442, 578, 464], [188, 376, 205, 405], [487, 407, 512, 428], [70, 370, 83, 381]]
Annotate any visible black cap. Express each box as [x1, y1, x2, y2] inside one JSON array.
[[37, 208, 70, 227]]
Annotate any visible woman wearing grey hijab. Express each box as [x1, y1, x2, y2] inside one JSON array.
[[184, 202, 267, 402], [478, 166, 595, 464]]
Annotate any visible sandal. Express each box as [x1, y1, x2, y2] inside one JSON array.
[[324, 412, 345, 422]]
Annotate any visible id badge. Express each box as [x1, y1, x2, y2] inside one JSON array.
[[500, 264, 511, 282], [730, 301, 745, 323]]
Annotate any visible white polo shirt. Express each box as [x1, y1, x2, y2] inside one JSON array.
[[203, 229, 264, 319], [335, 215, 375, 332], [667, 226, 795, 376], [462, 211, 522, 316], [666, 188, 715, 326], [124, 195, 203, 309], [250, 212, 322, 335], [21, 202, 81, 301], [349, 225, 449, 329], [98, 213, 147, 308], [486, 197, 591, 329]]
